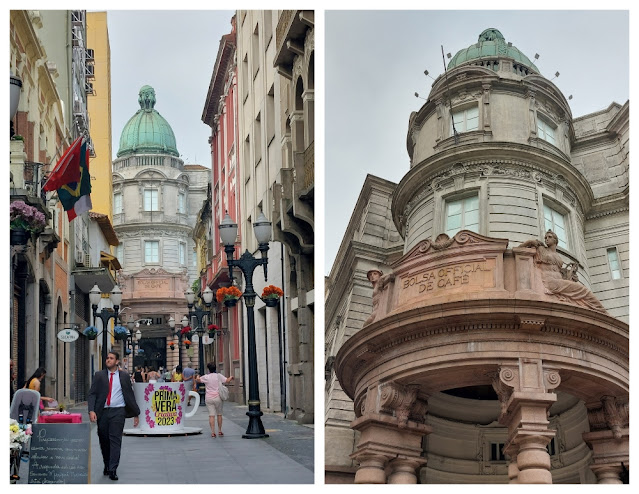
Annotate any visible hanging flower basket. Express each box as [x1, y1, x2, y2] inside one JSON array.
[[113, 325, 128, 341], [169, 344, 175, 350], [180, 326, 193, 339], [217, 286, 242, 307], [262, 285, 283, 307], [207, 324, 219, 336], [83, 326, 98, 340], [125, 348, 132, 355], [10, 201, 46, 240], [10, 228, 30, 246], [183, 339, 191, 349]]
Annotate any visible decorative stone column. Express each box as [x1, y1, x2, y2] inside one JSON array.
[[492, 359, 561, 484], [350, 381, 430, 484], [583, 396, 629, 484]]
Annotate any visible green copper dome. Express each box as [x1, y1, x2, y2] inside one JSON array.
[[117, 85, 179, 158], [447, 28, 539, 73]]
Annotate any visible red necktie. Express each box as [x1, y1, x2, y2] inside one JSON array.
[[106, 372, 114, 406]]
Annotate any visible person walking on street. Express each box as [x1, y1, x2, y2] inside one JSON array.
[[88, 351, 140, 481], [183, 366, 196, 405], [195, 362, 234, 437]]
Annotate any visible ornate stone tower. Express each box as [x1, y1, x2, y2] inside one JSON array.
[[327, 28, 629, 484], [112, 85, 210, 370]]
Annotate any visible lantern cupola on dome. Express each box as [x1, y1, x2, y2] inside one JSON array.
[[117, 85, 179, 158], [447, 28, 539, 74]]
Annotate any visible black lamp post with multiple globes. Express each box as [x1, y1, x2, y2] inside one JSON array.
[[124, 316, 142, 365], [184, 286, 214, 406], [220, 210, 272, 439], [89, 284, 123, 366]]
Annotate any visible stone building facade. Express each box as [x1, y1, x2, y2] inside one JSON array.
[[200, 15, 244, 403], [234, 10, 314, 423], [112, 85, 210, 372], [325, 29, 628, 484]]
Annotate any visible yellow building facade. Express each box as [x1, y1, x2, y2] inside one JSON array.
[[86, 12, 113, 221]]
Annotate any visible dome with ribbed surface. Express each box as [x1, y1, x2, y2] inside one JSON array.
[[117, 85, 179, 158], [447, 28, 539, 73]]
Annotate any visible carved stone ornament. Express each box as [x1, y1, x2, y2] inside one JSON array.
[[378, 382, 423, 428], [587, 396, 629, 439], [407, 230, 484, 262]]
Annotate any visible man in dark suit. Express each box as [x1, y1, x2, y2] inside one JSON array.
[[88, 351, 140, 481]]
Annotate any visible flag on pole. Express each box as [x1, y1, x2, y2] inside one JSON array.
[[48, 138, 93, 222], [42, 136, 83, 192]]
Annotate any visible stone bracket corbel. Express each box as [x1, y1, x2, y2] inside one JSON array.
[[378, 381, 426, 428]]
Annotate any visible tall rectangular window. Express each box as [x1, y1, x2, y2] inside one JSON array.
[[178, 192, 185, 214], [607, 247, 622, 280], [144, 189, 158, 211], [145, 241, 159, 263], [445, 195, 479, 237], [451, 105, 479, 134], [115, 244, 123, 266], [537, 117, 556, 145], [113, 193, 122, 214], [543, 205, 568, 249], [179, 242, 186, 265]]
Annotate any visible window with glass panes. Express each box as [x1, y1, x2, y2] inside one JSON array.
[[179, 242, 185, 265], [537, 117, 556, 145], [145, 241, 159, 263], [114, 193, 122, 214], [115, 244, 124, 267], [445, 195, 479, 237], [144, 189, 158, 211], [178, 193, 185, 214], [451, 105, 479, 134], [607, 248, 622, 280], [543, 205, 568, 249]]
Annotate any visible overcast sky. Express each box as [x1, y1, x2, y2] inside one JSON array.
[[107, 10, 234, 165], [325, 10, 630, 275]]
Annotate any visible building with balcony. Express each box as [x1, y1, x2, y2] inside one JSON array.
[[112, 85, 210, 372], [200, 15, 244, 403], [325, 28, 629, 484], [234, 10, 314, 423], [10, 9, 90, 404]]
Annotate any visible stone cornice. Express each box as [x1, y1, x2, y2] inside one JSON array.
[[335, 297, 628, 402]]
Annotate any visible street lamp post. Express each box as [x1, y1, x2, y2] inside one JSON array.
[[185, 286, 214, 406], [124, 316, 142, 368], [220, 211, 271, 439], [89, 284, 123, 366]]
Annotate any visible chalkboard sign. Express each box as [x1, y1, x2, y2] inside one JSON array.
[[28, 423, 90, 484]]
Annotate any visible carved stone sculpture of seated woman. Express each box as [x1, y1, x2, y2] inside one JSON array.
[[518, 230, 608, 314]]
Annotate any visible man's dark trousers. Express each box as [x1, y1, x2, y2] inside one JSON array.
[[97, 407, 127, 472]]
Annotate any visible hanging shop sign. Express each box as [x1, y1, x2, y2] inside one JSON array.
[[57, 329, 79, 342]]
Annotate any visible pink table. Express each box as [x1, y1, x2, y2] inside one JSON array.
[[38, 413, 83, 424]]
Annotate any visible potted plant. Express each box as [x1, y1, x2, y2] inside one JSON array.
[[180, 326, 193, 339], [261, 285, 284, 307], [183, 339, 191, 349], [10, 200, 46, 245], [216, 286, 243, 308], [169, 343, 175, 350], [207, 323, 219, 336], [83, 326, 98, 340], [113, 325, 128, 341]]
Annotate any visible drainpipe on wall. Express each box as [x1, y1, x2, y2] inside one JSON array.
[[280, 242, 288, 417]]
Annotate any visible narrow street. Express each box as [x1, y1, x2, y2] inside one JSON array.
[[17, 402, 313, 484]]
